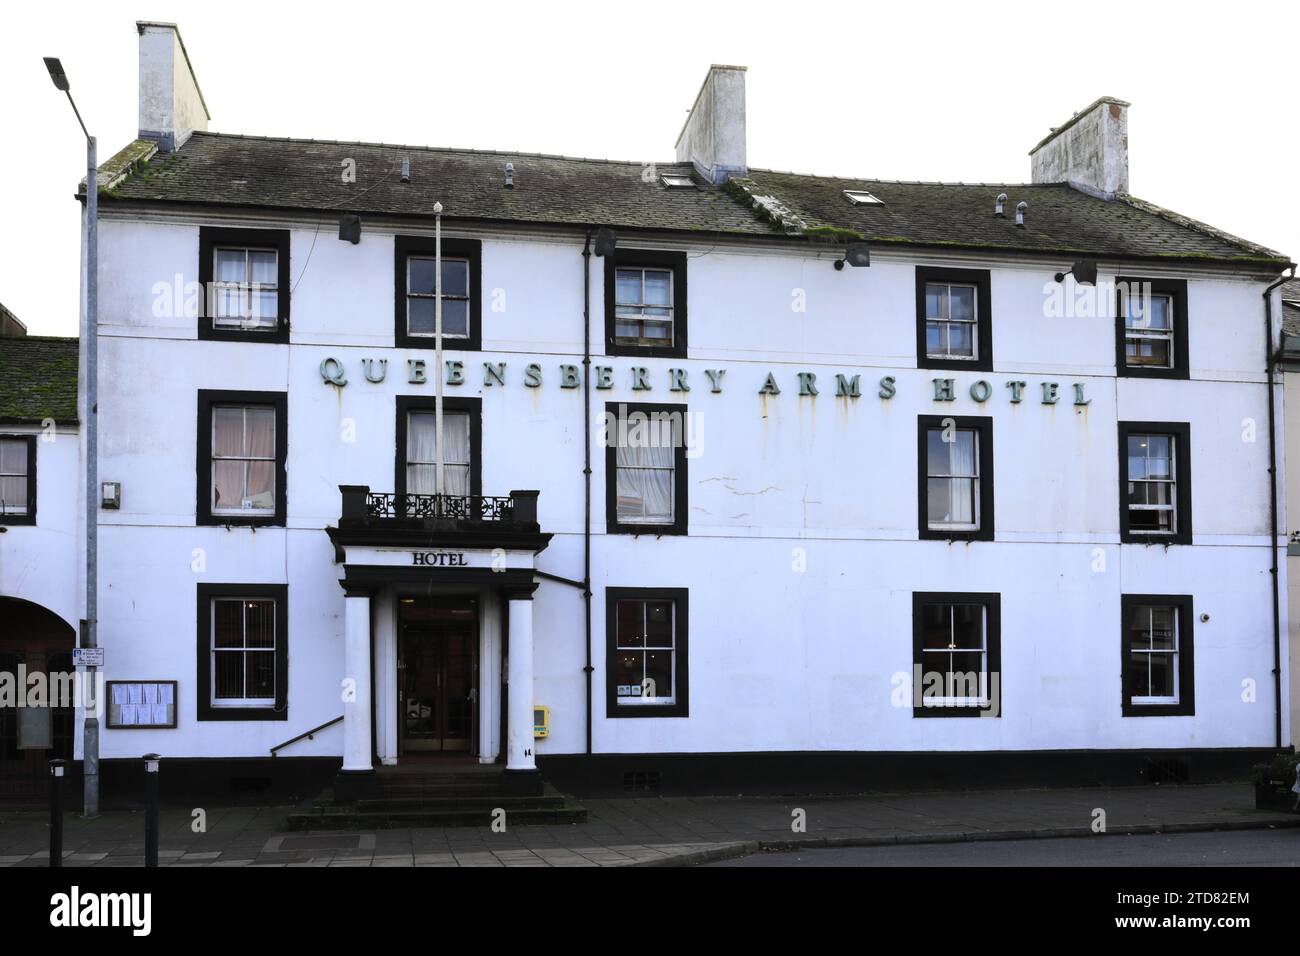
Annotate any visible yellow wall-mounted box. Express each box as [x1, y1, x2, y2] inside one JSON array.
[[533, 706, 549, 738]]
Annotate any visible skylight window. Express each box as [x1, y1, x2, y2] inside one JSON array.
[[662, 174, 696, 189], [843, 190, 883, 205]]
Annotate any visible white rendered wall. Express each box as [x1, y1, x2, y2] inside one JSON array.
[[87, 212, 1285, 759]]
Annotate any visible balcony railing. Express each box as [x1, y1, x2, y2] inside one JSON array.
[[338, 485, 539, 529], [366, 491, 515, 522]]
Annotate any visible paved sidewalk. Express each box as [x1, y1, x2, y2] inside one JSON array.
[[0, 783, 1294, 867]]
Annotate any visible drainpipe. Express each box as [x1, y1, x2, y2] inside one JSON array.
[[1264, 265, 1296, 750], [582, 232, 594, 755]]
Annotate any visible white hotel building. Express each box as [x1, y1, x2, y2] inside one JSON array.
[[1, 22, 1295, 802]]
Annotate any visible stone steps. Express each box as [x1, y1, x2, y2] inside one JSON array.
[[287, 765, 587, 830]]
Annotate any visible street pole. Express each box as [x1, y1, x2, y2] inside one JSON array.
[[433, 202, 444, 499], [83, 132, 99, 819], [45, 58, 100, 819]]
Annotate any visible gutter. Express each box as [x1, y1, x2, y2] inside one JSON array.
[[1264, 265, 1297, 750]]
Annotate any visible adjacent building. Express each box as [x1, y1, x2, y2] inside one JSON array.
[[3, 21, 1295, 800]]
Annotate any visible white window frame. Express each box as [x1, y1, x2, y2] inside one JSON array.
[[1123, 290, 1175, 370], [0, 437, 30, 516], [1129, 605, 1180, 706], [925, 282, 979, 361], [920, 603, 989, 708], [210, 404, 277, 517], [211, 246, 279, 330], [406, 255, 471, 340], [927, 427, 980, 532], [614, 598, 677, 705], [1127, 433, 1176, 536], [210, 597, 277, 708], [613, 267, 675, 348]]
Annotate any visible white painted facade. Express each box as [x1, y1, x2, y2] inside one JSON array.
[[62, 208, 1286, 767], [0, 421, 81, 630]]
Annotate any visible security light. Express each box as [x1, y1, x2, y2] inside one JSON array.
[[1054, 259, 1099, 285], [594, 227, 617, 258], [834, 242, 871, 270], [338, 214, 362, 244]]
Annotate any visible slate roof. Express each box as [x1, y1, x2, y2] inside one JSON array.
[[100, 131, 1289, 267], [0, 336, 79, 425]]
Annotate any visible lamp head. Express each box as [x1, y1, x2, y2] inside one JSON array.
[[43, 57, 69, 92]]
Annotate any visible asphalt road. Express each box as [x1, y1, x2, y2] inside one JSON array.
[[709, 828, 1300, 866]]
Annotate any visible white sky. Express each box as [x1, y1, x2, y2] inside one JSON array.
[[3, 0, 1297, 337]]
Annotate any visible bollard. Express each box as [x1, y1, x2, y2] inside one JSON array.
[[49, 759, 66, 868], [143, 753, 160, 868]]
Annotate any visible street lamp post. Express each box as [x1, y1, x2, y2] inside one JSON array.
[[44, 56, 100, 818]]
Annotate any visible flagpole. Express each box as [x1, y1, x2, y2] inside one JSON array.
[[433, 202, 445, 499]]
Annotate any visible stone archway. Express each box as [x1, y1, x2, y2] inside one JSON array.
[[0, 597, 76, 801]]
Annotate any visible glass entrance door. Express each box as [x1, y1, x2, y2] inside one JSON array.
[[397, 596, 478, 754]]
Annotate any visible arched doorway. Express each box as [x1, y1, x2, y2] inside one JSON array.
[[0, 598, 76, 801]]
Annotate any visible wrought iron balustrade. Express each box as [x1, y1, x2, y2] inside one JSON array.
[[365, 492, 516, 522]]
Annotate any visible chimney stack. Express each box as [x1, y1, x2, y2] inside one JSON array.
[[675, 65, 747, 184], [1029, 96, 1129, 199], [136, 21, 210, 152]]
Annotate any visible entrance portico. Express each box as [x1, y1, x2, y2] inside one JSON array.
[[327, 485, 552, 796]]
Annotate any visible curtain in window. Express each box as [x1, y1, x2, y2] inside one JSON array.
[[947, 431, 975, 524], [245, 408, 276, 509], [616, 443, 674, 522], [408, 411, 471, 496]]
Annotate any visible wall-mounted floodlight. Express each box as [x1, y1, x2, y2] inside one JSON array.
[[593, 227, 617, 258], [338, 214, 362, 244], [833, 242, 871, 271], [1054, 259, 1098, 285]]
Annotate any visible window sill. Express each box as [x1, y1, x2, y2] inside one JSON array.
[[608, 703, 688, 718], [608, 522, 687, 537], [198, 706, 287, 722]]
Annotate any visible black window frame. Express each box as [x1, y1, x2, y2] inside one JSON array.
[[915, 266, 993, 372], [196, 390, 288, 528], [197, 227, 291, 343], [911, 591, 1002, 718], [196, 582, 288, 722], [394, 395, 483, 499], [1115, 277, 1189, 379], [917, 414, 995, 542], [394, 236, 483, 352], [1118, 421, 1192, 545], [604, 249, 688, 359], [605, 401, 688, 536], [0, 433, 37, 526], [1120, 593, 1195, 717], [605, 586, 689, 718]]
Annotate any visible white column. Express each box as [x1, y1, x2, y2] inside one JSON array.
[[506, 593, 536, 772], [342, 590, 373, 773]]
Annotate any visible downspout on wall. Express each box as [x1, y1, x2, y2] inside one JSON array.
[[582, 232, 594, 755], [1265, 266, 1296, 750]]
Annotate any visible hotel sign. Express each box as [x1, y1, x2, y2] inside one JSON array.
[[411, 551, 469, 567], [342, 546, 534, 570], [319, 355, 1093, 407]]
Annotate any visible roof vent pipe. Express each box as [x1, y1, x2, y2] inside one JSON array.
[[1015, 201, 1028, 227], [400, 158, 410, 183], [505, 162, 514, 189], [995, 193, 1007, 217]]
